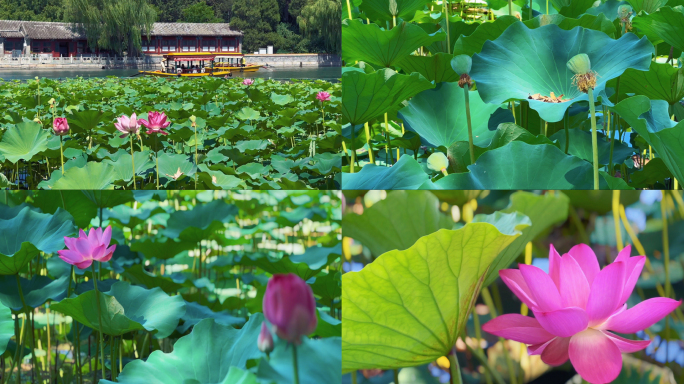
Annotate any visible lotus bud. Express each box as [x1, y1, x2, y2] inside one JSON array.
[[258, 323, 274, 353], [427, 152, 449, 176], [53, 117, 70, 136], [262, 274, 317, 345], [567, 53, 596, 93], [389, 0, 398, 16], [451, 55, 473, 88]]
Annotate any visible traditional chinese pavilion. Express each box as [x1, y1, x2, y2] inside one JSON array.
[[0, 20, 242, 57]]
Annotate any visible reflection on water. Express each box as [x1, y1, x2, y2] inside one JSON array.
[[0, 67, 341, 81]]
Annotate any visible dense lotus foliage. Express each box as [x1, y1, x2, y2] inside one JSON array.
[[0, 190, 341, 383], [0, 76, 341, 190], [341, 190, 683, 384], [340, 0, 684, 190]]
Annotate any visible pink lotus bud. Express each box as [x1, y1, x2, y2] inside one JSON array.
[[57, 226, 117, 269], [262, 274, 317, 345], [316, 91, 331, 102], [53, 117, 70, 136], [243, 78, 254, 86], [482, 244, 681, 384], [257, 323, 274, 353], [139, 111, 170, 136]]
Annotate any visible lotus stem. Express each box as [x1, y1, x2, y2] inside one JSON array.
[[464, 87, 476, 165], [510, 102, 516, 124], [130, 135, 136, 190], [351, 371, 358, 384], [111, 335, 117, 381], [394, 369, 399, 384], [346, 0, 352, 19], [508, 0, 512, 16], [59, 136, 64, 175], [448, 348, 462, 384], [350, 126, 356, 173], [364, 123, 374, 164], [292, 344, 300, 384], [473, 311, 492, 384], [384, 113, 391, 165], [91, 264, 106, 380], [7, 314, 26, 384], [587, 87, 599, 189], [445, 0, 450, 54], [546, 0, 548, 14], [529, 0, 532, 20], [662, 192, 671, 298], [564, 110, 569, 154], [153, 135, 161, 190]]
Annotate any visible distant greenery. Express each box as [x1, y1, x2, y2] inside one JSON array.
[[0, 0, 340, 53]]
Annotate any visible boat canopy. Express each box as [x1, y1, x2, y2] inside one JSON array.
[[167, 55, 216, 62]]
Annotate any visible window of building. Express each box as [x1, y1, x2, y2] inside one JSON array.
[[161, 39, 176, 52], [77, 41, 85, 54], [202, 39, 216, 52], [183, 39, 196, 52]]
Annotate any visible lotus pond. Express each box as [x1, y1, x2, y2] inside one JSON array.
[[340, 0, 684, 190], [342, 190, 684, 384], [0, 76, 341, 190], [0, 190, 341, 383]]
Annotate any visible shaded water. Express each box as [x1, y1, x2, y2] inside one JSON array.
[[0, 66, 341, 81]]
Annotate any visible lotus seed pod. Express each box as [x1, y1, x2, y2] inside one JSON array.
[[539, 14, 552, 26], [427, 152, 449, 173], [618, 4, 632, 19], [189, 115, 196, 123], [389, 0, 398, 16], [567, 53, 591, 75], [451, 55, 472, 76], [48, 98, 55, 105]]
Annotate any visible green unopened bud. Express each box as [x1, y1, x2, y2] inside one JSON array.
[[567, 53, 591, 75], [427, 152, 449, 176], [618, 4, 632, 19], [451, 55, 472, 76]]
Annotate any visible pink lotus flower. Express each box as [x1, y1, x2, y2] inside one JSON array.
[[243, 78, 254, 86], [316, 91, 331, 102], [114, 113, 140, 139], [263, 273, 317, 345], [482, 244, 680, 384], [138, 111, 170, 136], [53, 117, 69, 136], [57, 226, 117, 269], [257, 322, 274, 353]]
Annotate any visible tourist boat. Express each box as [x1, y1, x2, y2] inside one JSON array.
[[138, 52, 261, 77]]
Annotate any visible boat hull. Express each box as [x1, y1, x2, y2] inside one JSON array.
[[139, 70, 234, 77]]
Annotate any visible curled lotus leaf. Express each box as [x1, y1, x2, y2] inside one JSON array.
[[470, 23, 654, 122]]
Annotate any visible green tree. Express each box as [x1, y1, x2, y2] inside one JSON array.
[[65, 0, 156, 56], [298, 0, 340, 53], [180, 1, 223, 22], [230, 0, 280, 52]]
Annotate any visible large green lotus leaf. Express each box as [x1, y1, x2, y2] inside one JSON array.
[[342, 19, 446, 68], [0, 206, 75, 275], [524, 13, 617, 36], [359, 0, 432, 23], [104, 150, 155, 182], [341, 216, 529, 371], [105, 281, 186, 339], [627, 0, 670, 14], [632, 6, 684, 52], [51, 281, 185, 337], [176, 301, 245, 334], [30, 191, 98, 228], [256, 336, 341, 384], [423, 141, 631, 189], [342, 155, 429, 189], [555, 0, 595, 17], [480, 192, 570, 286], [0, 275, 68, 311], [452, 16, 519, 56], [549, 129, 635, 165], [470, 23, 654, 122], [238, 245, 340, 280], [0, 301, 11, 355], [342, 191, 453, 257], [157, 153, 197, 184], [584, 0, 628, 20], [399, 82, 505, 148], [129, 239, 195, 261], [395, 53, 460, 83], [562, 190, 639, 214], [51, 161, 116, 190], [82, 191, 136, 209], [0, 121, 49, 164], [618, 62, 684, 105], [100, 315, 264, 384], [122, 265, 187, 294], [67, 109, 106, 134], [629, 157, 674, 188], [342, 68, 434, 126], [163, 199, 238, 242], [610, 95, 684, 184]]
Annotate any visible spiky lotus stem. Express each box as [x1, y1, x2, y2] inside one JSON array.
[[452, 55, 476, 165], [568, 53, 600, 189]]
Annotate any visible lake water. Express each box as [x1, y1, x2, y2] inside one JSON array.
[[0, 66, 341, 81]]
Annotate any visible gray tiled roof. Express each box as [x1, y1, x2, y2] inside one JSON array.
[[0, 20, 241, 39]]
